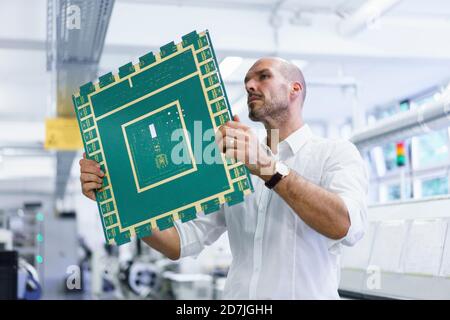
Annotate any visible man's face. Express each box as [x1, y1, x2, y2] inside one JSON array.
[[244, 59, 290, 122]]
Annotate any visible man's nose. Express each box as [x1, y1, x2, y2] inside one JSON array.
[[245, 79, 256, 94]]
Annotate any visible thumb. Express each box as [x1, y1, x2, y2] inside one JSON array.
[[233, 114, 241, 122]]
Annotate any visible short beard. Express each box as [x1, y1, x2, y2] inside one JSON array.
[[248, 97, 289, 125]]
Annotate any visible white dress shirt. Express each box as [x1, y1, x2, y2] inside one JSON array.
[[174, 124, 368, 299]]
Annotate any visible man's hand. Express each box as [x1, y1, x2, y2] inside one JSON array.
[[79, 154, 181, 259], [215, 115, 276, 179], [79, 152, 104, 201]]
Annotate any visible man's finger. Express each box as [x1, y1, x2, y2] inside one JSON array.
[[215, 136, 224, 152], [229, 139, 249, 157], [83, 188, 97, 201], [217, 128, 250, 153], [86, 192, 96, 201], [80, 163, 104, 176], [224, 147, 246, 163], [79, 157, 100, 168], [216, 124, 229, 141], [220, 127, 248, 141], [223, 136, 234, 150], [224, 120, 249, 131], [80, 162, 103, 175], [82, 182, 102, 194], [80, 173, 103, 184], [215, 126, 225, 141]]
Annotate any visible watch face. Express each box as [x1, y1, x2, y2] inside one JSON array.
[[276, 162, 290, 176]]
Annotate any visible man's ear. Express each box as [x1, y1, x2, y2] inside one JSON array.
[[291, 81, 302, 98]]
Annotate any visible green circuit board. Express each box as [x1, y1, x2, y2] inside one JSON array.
[[72, 30, 254, 245]]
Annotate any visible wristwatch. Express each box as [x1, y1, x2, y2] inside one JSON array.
[[265, 161, 290, 189]]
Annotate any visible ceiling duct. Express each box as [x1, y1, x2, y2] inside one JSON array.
[[46, 0, 115, 199]]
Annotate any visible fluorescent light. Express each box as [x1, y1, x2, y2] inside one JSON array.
[[291, 59, 308, 70], [219, 57, 243, 80]]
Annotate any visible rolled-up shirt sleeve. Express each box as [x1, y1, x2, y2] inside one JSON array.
[[321, 140, 369, 247], [173, 206, 227, 259]]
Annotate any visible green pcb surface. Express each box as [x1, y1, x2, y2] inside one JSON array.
[[72, 30, 254, 245]]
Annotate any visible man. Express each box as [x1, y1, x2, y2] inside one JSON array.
[[80, 57, 368, 299]]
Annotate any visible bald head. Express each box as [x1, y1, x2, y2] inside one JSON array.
[[252, 57, 307, 103], [244, 57, 307, 124]]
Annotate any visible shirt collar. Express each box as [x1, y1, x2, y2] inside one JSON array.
[[278, 124, 313, 156]]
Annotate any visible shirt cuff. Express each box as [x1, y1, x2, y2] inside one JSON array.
[[173, 219, 203, 259], [328, 195, 366, 253]]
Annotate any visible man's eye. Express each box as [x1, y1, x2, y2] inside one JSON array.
[[260, 74, 269, 80]]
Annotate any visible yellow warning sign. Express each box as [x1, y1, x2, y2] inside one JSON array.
[[45, 118, 83, 150]]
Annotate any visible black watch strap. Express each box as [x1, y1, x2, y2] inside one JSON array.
[[265, 172, 283, 189]]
